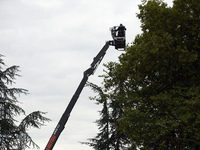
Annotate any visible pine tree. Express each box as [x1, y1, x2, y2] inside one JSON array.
[[0, 55, 50, 149], [82, 82, 110, 150], [83, 80, 130, 149]]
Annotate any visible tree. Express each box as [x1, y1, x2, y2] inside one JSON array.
[[0, 55, 50, 149], [82, 81, 130, 150], [87, 0, 200, 149], [82, 82, 110, 150]]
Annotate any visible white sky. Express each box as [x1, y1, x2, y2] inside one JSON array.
[[0, 0, 173, 149]]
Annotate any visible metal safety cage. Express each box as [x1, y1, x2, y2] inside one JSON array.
[[110, 24, 126, 50]]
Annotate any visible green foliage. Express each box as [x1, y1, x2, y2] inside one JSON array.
[[82, 82, 110, 150], [86, 0, 200, 149], [0, 55, 50, 149], [82, 82, 130, 150], [120, 0, 200, 149]]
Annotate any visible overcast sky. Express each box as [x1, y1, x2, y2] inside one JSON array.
[[0, 0, 173, 149]]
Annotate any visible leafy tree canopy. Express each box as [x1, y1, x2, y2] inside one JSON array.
[[86, 0, 200, 149]]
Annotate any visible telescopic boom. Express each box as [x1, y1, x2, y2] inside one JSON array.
[[45, 24, 126, 150]]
